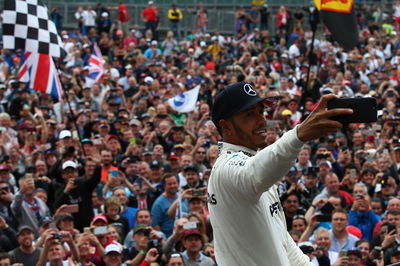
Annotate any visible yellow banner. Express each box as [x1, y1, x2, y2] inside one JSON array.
[[314, 0, 353, 13]]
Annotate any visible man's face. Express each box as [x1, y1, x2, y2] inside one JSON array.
[[298, 149, 310, 165], [315, 232, 331, 252], [17, 229, 34, 248], [184, 170, 199, 186], [388, 199, 400, 211], [0, 171, 10, 182], [194, 148, 206, 162], [223, 103, 267, 151], [164, 176, 178, 195], [180, 156, 192, 168], [387, 214, 400, 225], [332, 212, 348, 233], [114, 189, 127, 205], [62, 167, 78, 181], [304, 175, 318, 188], [188, 199, 204, 213], [283, 195, 299, 214], [292, 218, 306, 232], [101, 151, 113, 165], [325, 175, 339, 194], [104, 252, 122, 266], [371, 201, 383, 215], [183, 235, 202, 253], [47, 244, 64, 261], [167, 257, 184, 266], [136, 210, 152, 225]]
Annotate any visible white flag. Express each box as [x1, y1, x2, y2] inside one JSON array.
[[168, 85, 200, 113]]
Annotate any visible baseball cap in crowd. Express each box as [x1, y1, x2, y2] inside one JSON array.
[[105, 135, 119, 142], [318, 160, 332, 169], [129, 119, 141, 127], [144, 76, 154, 84], [298, 242, 314, 254], [57, 214, 74, 225], [183, 229, 202, 239], [200, 41, 207, 47], [92, 215, 108, 225], [39, 216, 53, 227], [212, 82, 266, 131], [346, 225, 362, 239], [183, 164, 198, 173], [133, 224, 149, 234], [394, 146, 400, 152], [148, 0, 154, 5], [105, 243, 122, 255], [0, 164, 10, 171], [169, 152, 180, 160], [62, 160, 77, 170], [151, 40, 158, 46], [81, 138, 93, 145], [17, 225, 34, 236], [173, 144, 185, 150], [59, 130, 72, 139], [142, 147, 153, 156], [150, 160, 162, 169]]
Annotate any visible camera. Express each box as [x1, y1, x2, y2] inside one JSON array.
[[52, 233, 63, 240], [192, 189, 206, 197]]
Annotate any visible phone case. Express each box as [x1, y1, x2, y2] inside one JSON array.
[[327, 98, 377, 124]]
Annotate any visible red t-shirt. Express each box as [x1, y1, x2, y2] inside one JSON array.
[[141, 7, 158, 22], [119, 4, 130, 22]]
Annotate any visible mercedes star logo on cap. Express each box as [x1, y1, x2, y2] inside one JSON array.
[[243, 84, 257, 96]]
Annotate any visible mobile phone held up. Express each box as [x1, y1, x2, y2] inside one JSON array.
[[327, 97, 377, 124]]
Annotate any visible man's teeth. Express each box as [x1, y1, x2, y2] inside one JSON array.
[[255, 129, 267, 136]]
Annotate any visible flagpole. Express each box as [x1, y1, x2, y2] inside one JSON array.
[[52, 58, 86, 157]]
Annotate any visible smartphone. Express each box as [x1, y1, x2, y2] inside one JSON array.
[[317, 214, 331, 222], [327, 98, 377, 123], [93, 226, 108, 235], [183, 221, 197, 230], [108, 170, 118, 178], [129, 138, 136, 145], [63, 204, 79, 214], [83, 227, 91, 233], [93, 139, 102, 145], [339, 250, 347, 257], [192, 189, 205, 197], [374, 246, 382, 259], [349, 169, 356, 182]]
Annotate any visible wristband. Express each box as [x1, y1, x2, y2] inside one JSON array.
[[139, 250, 146, 255]]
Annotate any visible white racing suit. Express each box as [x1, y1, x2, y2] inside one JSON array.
[[208, 128, 314, 266]]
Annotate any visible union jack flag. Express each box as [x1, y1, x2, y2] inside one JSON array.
[[88, 43, 105, 82], [18, 51, 63, 100]]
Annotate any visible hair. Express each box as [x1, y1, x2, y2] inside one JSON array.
[[107, 224, 122, 243], [105, 196, 121, 210], [162, 173, 177, 184], [387, 209, 400, 216], [354, 182, 368, 194], [0, 113, 10, 120], [314, 227, 330, 239], [0, 252, 11, 262], [332, 208, 349, 219], [135, 208, 151, 219], [355, 239, 370, 249]]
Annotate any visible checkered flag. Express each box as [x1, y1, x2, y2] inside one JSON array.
[[2, 0, 65, 58]]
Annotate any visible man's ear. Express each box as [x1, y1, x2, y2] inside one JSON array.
[[219, 119, 232, 137]]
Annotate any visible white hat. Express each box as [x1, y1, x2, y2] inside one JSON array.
[[322, 87, 333, 94], [105, 243, 122, 255], [318, 160, 332, 168], [151, 40, 158, 46], [125, 64, 132, 69], [62, 35, 69, 39], [101, 12, 108, 17], [200, 41, 207, 47], [144, 76, 154, 84], [211, 36, 218, 41], [129, 119, 141, 127], [62, 160, 77, 170], [59, 130, 72, 139], [148, 1, 154, 5]]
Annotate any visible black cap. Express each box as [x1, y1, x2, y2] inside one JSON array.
[[212, 82, 265, 131], [183, 164, 198, 173]]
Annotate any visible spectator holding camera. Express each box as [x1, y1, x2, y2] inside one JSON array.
[[37, 231, 78, 266], [53, 160, 101, 231], [11, 176, 50, 237], [349, 183, 381, 242]]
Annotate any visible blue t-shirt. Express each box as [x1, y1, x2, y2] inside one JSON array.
[[151, 194, 176, 237], [121, 206, 138, 230]]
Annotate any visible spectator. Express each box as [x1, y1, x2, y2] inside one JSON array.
[[330, 209, 359, 252], [8, 226, 41, 265], [141, 1, 159, 39], [167, 4, 183, 40]]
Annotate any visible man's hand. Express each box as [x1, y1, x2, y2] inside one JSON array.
[[64, 178, 76, 194], [144, 248, 159, 263], [0, 216, 8, 229], [297, 94, 353, 142]]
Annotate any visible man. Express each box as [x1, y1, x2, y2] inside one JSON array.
[[151, 174, 179, 237], [8, 226, 41, 265], [104, 243, 126, 266], [53, 160, 101, 231], [37, 232, 78, 266], [208, 82, 352, 265], [11, 176, 50, 238], [141, 1, 158, 37], [181, 229, 214, 266], [182, 164, 206, 190], [113, 187, 138, 230], [0, 252, 11, 265], [330, 209, 359, 252], [167, 4, 183, 40]]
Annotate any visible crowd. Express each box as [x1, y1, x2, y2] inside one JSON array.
[[0, 0, 399, 265]]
